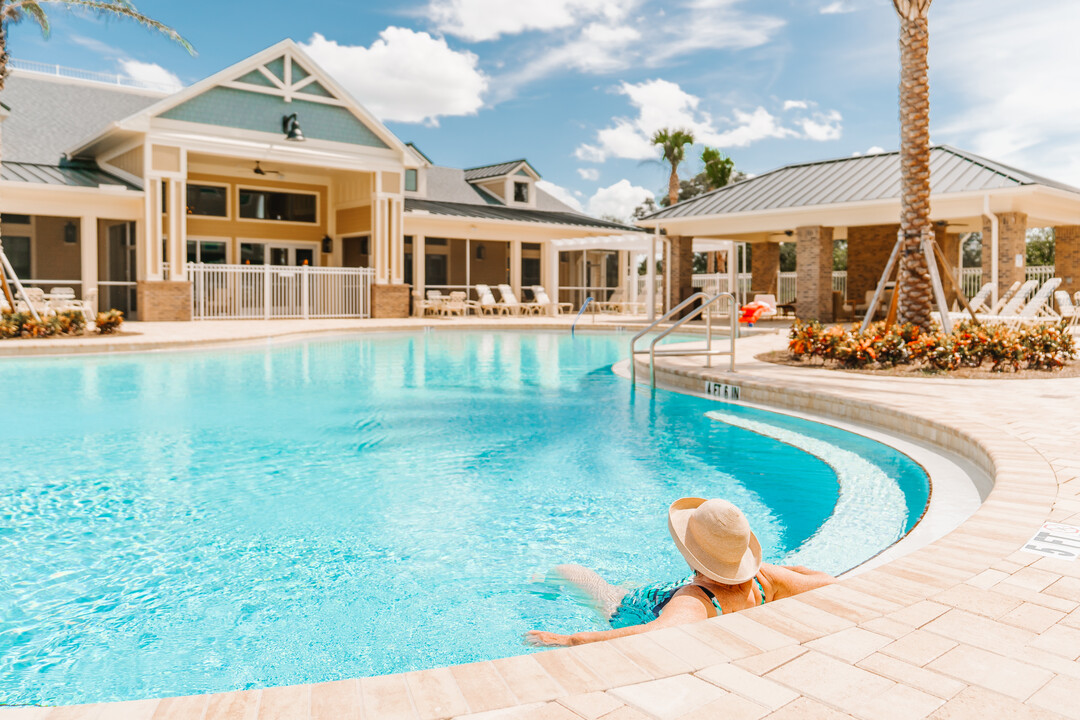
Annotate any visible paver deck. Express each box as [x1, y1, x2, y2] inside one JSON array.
[[4, 322, 1079, 720]]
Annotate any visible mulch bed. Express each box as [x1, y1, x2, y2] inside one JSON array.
[[756, 350, 1080, 379]]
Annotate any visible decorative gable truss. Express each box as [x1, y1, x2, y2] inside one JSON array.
[[226, 53, 340, 105]]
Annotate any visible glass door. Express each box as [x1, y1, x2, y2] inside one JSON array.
[[267, 244, 316, 266]]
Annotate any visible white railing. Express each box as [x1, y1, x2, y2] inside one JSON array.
[[10, 59, 179, 93], [774, 271, 846, 305], [832, 271, 847, 300], [188, 263, 374, 320], [692, 273, 752, 298]]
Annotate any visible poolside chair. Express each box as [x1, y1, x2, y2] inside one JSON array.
[[48, 288, 98, 324], [423, 290, 447, 317], [497, 284, 538, 315], [751, 294, 778, 319], [984, 278, 1061, 326], [989, 280, 1027, 315], [441, 291, 474, 317], [15, 287, 50, 316], [530, 286, 573, 315], [594, 286, 643, 314], [414, 292, 437, 317], [474, 284, 510, 315], [978, 279, 1037, 322], [1054, 290, 1078, 328]]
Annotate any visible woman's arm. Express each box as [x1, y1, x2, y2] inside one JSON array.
[[526, 588, 713, 647], [759, 564, 837, 601]]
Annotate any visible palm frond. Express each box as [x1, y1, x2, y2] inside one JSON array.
[[21, 2, 50, 36], [11, 0, 193, 54]]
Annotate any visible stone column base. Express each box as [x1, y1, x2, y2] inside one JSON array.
[[372, 284, 411, 319], [136, 281, 192, 322]]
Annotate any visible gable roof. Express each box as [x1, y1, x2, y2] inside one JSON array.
[[67, 39, 410, 159], [1, 160, 139, 189], [463, 159, 539, 182], [0, 71, 162, 165], [645, 145, 1080, 221]]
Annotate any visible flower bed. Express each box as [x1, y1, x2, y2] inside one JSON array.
[[0, 310, 124, 339], [789, 320, 1076, 372]]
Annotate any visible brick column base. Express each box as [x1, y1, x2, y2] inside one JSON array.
[[372, 284, 411, 319], [136, 281, 192, 322], [848, 224, 900, 307], [751, 242, 780, 294], [1055, 226, 1080, 296], [667, 236, 696, 317], [796, 226, 835, 322], [983, 212, 1027, 298]]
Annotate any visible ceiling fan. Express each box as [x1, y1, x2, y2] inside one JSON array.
[[253, 161, 284, 178]]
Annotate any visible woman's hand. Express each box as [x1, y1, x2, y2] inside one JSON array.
[[525, 630, 575, 647]]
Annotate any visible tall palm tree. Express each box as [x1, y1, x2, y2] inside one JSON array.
[[651, 128, 695, 207], [892, 0, 934, 328], [700, 146, 735, 191], [0, 1, 190, 308]]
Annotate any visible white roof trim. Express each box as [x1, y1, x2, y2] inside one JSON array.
[[549, 233, 652, 251]]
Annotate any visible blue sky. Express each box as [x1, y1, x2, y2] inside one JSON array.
[[10, 0, 1079, 220]]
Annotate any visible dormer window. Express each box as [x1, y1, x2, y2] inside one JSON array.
[[514, 181, 529, 203], [405, 169, 418, 192]]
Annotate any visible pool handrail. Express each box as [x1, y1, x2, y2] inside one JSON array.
[[646, 292, 737, 388], [571, 297, 593, 337], [630, 292, 737, 386]]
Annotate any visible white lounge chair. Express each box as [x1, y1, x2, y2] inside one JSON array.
[[989, 280, 1029, 315], [1055, 290, 1079, 328], [594, 286, 643, 314], [15, 287, 50, 316], [983, 278, 1061, 326], [474, 284, 510, 315], [751, 294, 778, 319], [441, 291, 475, 317], [497, 284, 537, 315], [530, 286, 572, 315]]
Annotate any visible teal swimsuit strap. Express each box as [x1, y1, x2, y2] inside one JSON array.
[[753, 577, 766, 605]]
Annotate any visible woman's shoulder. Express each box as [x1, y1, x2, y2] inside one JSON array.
[[759, 563, 837, 599]]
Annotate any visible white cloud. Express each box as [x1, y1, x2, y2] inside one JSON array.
[[428, 0, 635, 42], [300, 30, 488, 125], [933, 0, 1080, 185], [536, 180, 585, 212], [574, 79, 836, 162], [798, 110, 844, 142], [586, 179, 654, 222], [820, 1, 854, 14], [577, 168, 600, 181], [783, 100, 809, 111], [119, 59, 183, 92], [867, 146, 886, 155]]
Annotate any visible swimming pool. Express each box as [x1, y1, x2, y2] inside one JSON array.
[[0, 330, 928, 706]]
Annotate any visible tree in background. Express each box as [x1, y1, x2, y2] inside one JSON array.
[[1026, 228, 1055, 266], [701, 147, 736, 191], [651, 128, 695, 207]]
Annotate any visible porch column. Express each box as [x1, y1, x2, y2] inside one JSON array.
[[370, 188, 409, 318], [667, 235, 695, 315], [847, 224, 900, 307], [751, 242, 780, 295], [142, 177, 164, 281], [510, 241, 522, 297], [413, 234, 426, 312], [1054, 226, 1080, 296], [167, 178, 187, 281], [795, 225, 834, 321], [80, 215, 98, 302], [982, 212, 1027, 299], [543, 243, 559, 308]]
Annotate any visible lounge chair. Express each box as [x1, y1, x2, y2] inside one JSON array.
[[48, 287, 98, 324], [1055, 290, 1079, 328], [751, 294, 778, 319], [528, 286, 572, 315], [983, 278, 1061, 326], [594, 286, 643, 314], [15, 287, 50, 316], [497, 284, 538, 315], [414, 292, 438, 317], [474, 284, 511, 315], [989, 280, 1029, 315], [440, 291, 475, 317]]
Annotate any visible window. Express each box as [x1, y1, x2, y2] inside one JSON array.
[[6, 237, 30, 279], [238, 189, 317, 223], [187, 240, 228, 264], [514, 181, 529, 203], [240, 242, 266, 265], [405, 169, 418, 192], [2, 214, 30, 225], [186, 185, 228, 217]]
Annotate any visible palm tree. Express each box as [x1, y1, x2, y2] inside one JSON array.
[[0, 1, 191, 308], [700, 147, 735, 191], [892, 0, 934, 328], [651, 128, 695, 207]]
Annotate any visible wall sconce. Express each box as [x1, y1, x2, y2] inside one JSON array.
[[64, 221, 78, 244], [784, 230, 794, 237], [283, 113, 305, 142], [322, 235, 333, 254], [476, 244, 486, 260]]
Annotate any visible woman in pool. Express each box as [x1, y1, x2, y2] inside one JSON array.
[[527, 497, 836, 647]]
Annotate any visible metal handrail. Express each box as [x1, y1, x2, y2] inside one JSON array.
[[648, 293, 737, 388], [629, 292, 711, 385], [571, 297, 593, 337]]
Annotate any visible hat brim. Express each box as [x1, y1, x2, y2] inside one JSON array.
[[668, 497, 763, 585]]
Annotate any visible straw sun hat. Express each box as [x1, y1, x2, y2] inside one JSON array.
[[668, 497, 763, 584]]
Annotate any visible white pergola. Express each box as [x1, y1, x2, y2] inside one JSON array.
[[547, 232, 741, 320]]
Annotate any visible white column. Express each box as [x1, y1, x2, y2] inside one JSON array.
[[414, 234, 426, 300], [389, 197, 404, 284], [143, 178, 164, 281], [79, 215, 98, 301], [510, 240, 522, 297], [648, 228, 658, 321], [168, 178, 187, 281], [465, 239, 471, 292]]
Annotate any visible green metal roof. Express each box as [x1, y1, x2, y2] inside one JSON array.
[[0, 161, 139, 190], [405, 198, 638, 232], [463, 159, 536, 182]]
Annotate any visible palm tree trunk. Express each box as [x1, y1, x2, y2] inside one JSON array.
[[667, 167, 679, 207], [895, 9, 934, 328]]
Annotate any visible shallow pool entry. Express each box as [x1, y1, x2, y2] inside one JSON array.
[[0, 331, 927, 705]]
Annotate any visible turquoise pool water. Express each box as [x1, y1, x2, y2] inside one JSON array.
[[0, 331, 928, 706]]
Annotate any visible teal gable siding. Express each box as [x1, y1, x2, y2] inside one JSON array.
[[158, 86, 390, 149]]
